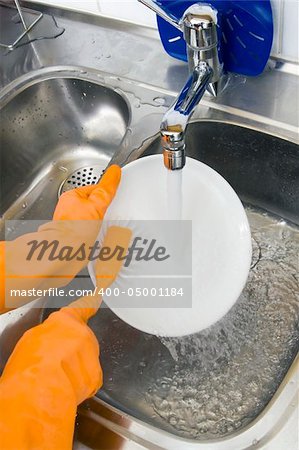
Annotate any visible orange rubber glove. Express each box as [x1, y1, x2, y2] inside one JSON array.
[[53, 165, 121, 221], [0, 165, 121, 312], [0, 295, 102, 450], [0, 226, 132, 450]]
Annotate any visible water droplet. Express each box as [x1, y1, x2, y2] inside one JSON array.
[[58, 166, 68, 173], [22, 202, 27, 209], [169, 417, 177, 426], [133, 98, 141, 108], [153, 97, 166, 106]]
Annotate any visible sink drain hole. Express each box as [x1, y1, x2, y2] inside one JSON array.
[[58, 164, 106, 197]]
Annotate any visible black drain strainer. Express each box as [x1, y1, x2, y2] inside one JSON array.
[[58, 165, 105, 197]]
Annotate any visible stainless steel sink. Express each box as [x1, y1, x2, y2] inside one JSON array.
[[0, 68, 298, 449], [0, 75, 130, 221], [80, 122, 299, 443]]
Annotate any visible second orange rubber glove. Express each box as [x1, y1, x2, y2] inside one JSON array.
[[0, 225, 132, 450], [0, 295, 102, 450]]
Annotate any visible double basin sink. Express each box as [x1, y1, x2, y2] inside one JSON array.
[[0, 67, 298, 449]]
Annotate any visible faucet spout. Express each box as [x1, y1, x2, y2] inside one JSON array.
[[161, 61, 213, 170], [138, 0, 222, 170]]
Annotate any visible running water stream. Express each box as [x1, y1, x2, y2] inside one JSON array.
[[167, 169, 183, 220]]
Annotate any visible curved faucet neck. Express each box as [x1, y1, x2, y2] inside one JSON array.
[[138, 1, 223, 170], [161, 61, 213, 170]]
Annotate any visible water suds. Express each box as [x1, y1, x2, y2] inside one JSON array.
[[151, 209, 299, 438], [93, 208, 298, 440]]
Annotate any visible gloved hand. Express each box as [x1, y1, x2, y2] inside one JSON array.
[[0, 165, 121, 312], [0, 225, 132, 450], [0, 295, 102, 450], [53, 165, 121, 221]]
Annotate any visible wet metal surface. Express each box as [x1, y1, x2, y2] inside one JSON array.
[[0, 4, 64, 51], [0, 76, 130, 220]]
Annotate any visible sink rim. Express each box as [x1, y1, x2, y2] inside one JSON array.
[[0, 65, 132, 118]]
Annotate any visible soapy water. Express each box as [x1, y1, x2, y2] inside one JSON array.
[[153, 209, 299, 438], [93, 207, 299, 440]]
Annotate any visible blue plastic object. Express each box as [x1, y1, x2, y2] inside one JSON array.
[[156, 0, 273, 76]]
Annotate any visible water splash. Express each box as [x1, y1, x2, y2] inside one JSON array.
[[153, 97, 166, 106], [92, 208, 299, 441], [153, 210, 299, 438], [58, 166, 68, 173]]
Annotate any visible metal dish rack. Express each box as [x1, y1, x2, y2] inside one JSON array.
[[0, 0, 43, 50]]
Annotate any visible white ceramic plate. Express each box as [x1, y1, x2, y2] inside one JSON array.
[[89, 155, 252, 337]]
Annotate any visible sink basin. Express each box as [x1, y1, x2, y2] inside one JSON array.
[[82, 122, 299, 441], [0, 70, 298, 448], [0, 76, 130, 221]]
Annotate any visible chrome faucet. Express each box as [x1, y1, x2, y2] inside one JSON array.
[[138, 0, 223, 170]]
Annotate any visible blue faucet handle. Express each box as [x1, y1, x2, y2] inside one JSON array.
[[155, 0, 273, 76]]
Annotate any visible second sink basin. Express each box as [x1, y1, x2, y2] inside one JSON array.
[[85, 121, 299, 441], [0, 75, 130, 221]]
